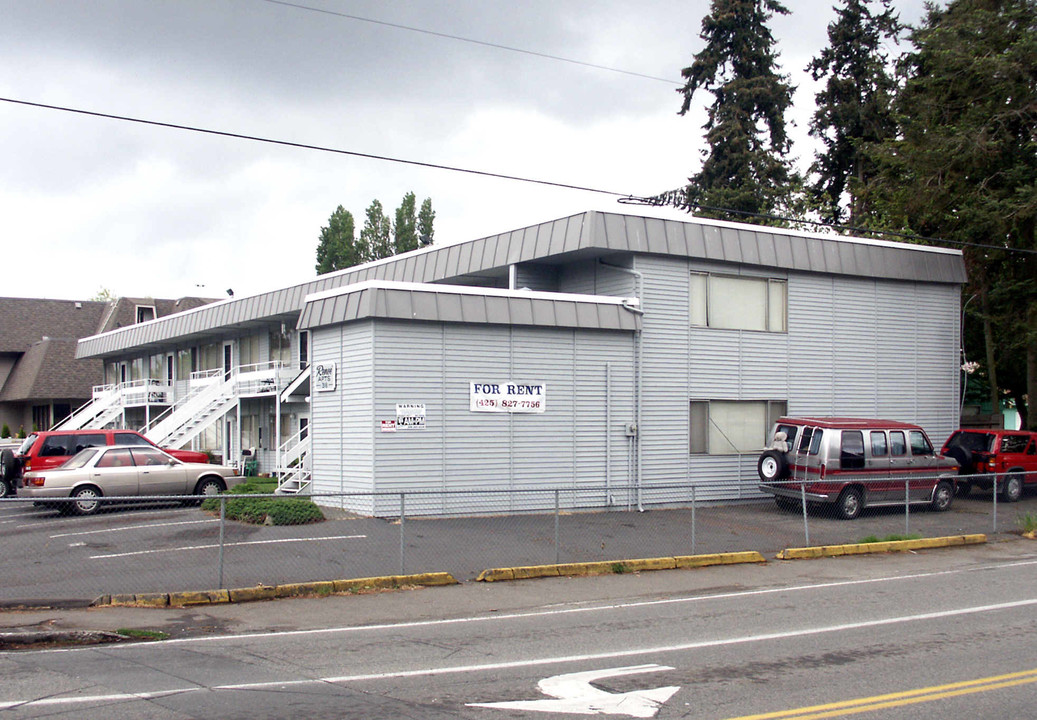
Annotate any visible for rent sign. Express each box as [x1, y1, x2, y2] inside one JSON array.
[[469, 382, 546, 413]]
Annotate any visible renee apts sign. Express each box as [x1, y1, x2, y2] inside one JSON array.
[[470, 382, 546, 413]]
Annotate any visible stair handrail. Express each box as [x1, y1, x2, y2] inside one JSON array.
[[144, 371, 234, 445]]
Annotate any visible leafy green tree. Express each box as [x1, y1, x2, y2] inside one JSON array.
[[864, 0, 1037, 428], [418, 197, 435, 247], [393, 192, 419, 254], [675, 0, 799, 222], [315, 205, 364, 274], [91, 287, 116, 302], [361, 200, 394, 261], [807, 0, 901, 225]]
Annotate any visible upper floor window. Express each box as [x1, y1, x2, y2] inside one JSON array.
[[690, 273, 786, 332], [299, 330, 309, 369], [135, 305, 156, 323]]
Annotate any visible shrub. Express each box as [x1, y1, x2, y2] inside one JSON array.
[[201, 480, 324, 526], [1, 424, 9, 438]]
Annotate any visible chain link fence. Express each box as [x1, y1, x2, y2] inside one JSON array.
[[0, 472, 1034, 604]]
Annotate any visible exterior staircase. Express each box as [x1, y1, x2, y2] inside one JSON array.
[[143, 371, 236, 449], [51, 384, 123, 430], [275, 427, 311, 494]]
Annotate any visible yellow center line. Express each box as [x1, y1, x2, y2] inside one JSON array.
[[725, 668, 1037, 720]]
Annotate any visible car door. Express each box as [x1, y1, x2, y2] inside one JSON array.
[[91, 448, 139, 497], [129, 447, 189, 496]]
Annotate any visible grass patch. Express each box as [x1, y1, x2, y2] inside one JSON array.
[[1018, 513, 1037, 534], [859, 533, 922, 544], [610, 562, 628, 574], [200, 479, 324, 526], [116, 629, 169, 641]]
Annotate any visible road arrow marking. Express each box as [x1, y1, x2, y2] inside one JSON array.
[[467, 663, 679, 717]]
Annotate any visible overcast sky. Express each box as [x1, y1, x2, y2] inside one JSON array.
[[0, 0, 930, 302]]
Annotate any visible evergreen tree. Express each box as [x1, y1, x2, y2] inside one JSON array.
[[393, 192, 419, 254], [865, 0, 1037, 427], [807, 0, 900, 225], [417, 197, 435, 247], [315, 205, 362, 274], [361, 200, 394, 261], [675, 0, 799, 222]]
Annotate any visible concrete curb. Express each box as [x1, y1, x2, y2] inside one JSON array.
[[92, 572, 459, 608], [775, 534, 987, 560], [475, 551, 767, 582]]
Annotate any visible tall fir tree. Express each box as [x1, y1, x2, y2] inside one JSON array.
[[393, 192, 419, 254], [361, 199, 394, 261], [417, 197, 435, 247], [675, 0, 799, 223], [865, 0, 1037, 427], [315, 205, 362, 274], [807, 0, 901, 225]]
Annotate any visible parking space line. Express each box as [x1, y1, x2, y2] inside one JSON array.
[[51, 519, 219, 538], [89, 534, 367, 559]]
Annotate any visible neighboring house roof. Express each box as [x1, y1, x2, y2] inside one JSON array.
[[297, 281, 643, 332], [0, 338, 102, 401], [0, 298, 108, 353], [76, 210, 968, 359], [0, 295, 218, 404]]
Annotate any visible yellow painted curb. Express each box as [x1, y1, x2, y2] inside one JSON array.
[[675, 551, 766, 568], [776, 534, 987, 560], [477, 552, 764, 582], [169, 590, 230, 607], [93, 573, 460, 607]]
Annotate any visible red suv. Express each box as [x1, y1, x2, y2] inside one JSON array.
[[941, 429, 1037, 502], [0, 430, 208, 497]]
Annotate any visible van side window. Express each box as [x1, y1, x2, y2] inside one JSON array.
[[840, 431, 866, 469], [909, 430, 933, 456], [1001, 434, 1029, 453], [808, 429, 823, 455], [798, 427, 814, 453], [870, 431, 888, 457], [890, 431, 907, 456], [776, 424, 798, 450]]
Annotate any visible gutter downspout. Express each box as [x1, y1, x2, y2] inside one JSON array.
[[600, 260, 645, 512]]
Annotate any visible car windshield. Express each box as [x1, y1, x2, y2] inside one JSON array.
[[17, 434, 37, 455], [62, 448, 100, 470]]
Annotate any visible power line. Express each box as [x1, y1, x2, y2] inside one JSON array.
[[0, 96, 627, 198], [259, 0, 681, 86], [3, 95, 1032, 258]]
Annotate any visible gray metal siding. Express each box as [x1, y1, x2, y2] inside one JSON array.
[[788, 276, 960, 444], [310, 322, 374, 513], [359, 321, 636, 515]]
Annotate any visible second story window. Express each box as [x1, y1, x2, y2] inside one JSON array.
[[690, 272, 787, 332], [135, 305, 156, 323]]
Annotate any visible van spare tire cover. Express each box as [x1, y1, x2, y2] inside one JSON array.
[[945, 445, 974, 473], [757, 450, 789, 481], [0, 449, 15, 481]]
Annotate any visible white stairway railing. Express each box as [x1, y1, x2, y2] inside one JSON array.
[[275, 426, 311, 494], [143, 370, 234, 449], [51, 384, 122, 431]]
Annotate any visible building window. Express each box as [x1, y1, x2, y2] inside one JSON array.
[[299, 330, 309, 369], [176, 348, 194, 380], [689, 400, 787, 454], [239, 335, 261, 369], [270, 328, 291, 366], [135, 305, 156, 323], [32, 405, 50, 432], [690, 272, 786, 332]]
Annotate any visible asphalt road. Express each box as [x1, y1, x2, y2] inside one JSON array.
[[0, 540, 1034, 719], [0, 490, 1033, 603]]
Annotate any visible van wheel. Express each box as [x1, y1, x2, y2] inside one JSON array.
[[931, 480, 954, 512], [836, 488, 862, 520], [758, 450, 788, 481], [0, 478, 12, 498], [1002, 474, 1023, 503]]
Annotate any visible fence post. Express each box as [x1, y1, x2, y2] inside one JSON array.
[[218, 495, 226, 589], [554, 489, 560, 565], [691, 485, 696, 556], [399, 492, 406, 575], [904, 479, 910, 536], [800, 482, 810, 546], [992, 473, 999, 534]]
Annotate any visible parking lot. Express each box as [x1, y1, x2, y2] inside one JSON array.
[[2, 484, 1034, 606]]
